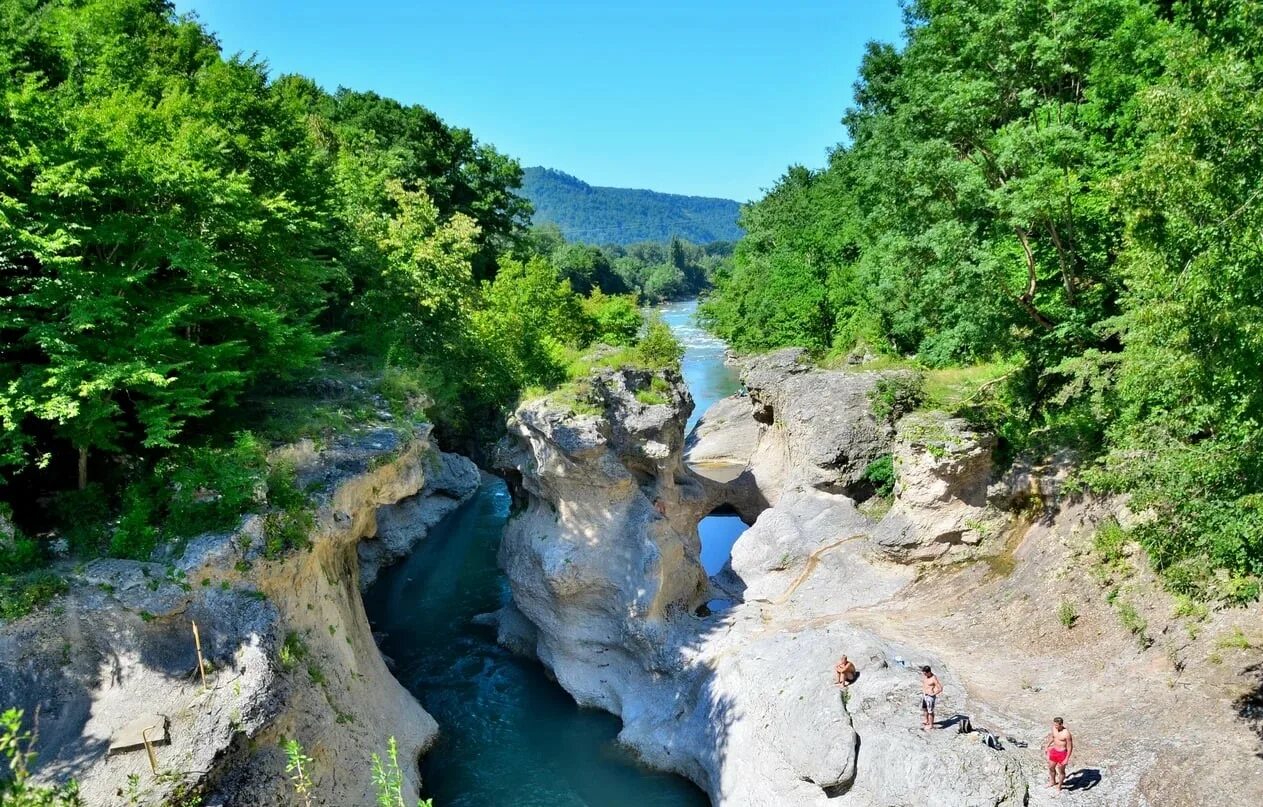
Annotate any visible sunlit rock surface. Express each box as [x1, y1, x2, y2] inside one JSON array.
[[0, 427, 473, 806], [496, 365, 1029, 806]]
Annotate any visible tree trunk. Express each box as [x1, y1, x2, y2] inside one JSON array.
[[1013, 226, 1056, 330], [78, 446, 88, 490]]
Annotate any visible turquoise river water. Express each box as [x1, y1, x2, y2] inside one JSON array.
[[363, 299, 744, 806]]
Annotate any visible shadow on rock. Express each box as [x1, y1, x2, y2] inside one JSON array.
[[1063, 768, 1102, 792], [1237, 662, 1263, 759]]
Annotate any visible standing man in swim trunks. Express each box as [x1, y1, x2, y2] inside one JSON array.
[[1044, 717, 1073, 790], [920, 666, 943, 731]]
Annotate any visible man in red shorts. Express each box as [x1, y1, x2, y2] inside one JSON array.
[[1044, 716, 1074, 790]]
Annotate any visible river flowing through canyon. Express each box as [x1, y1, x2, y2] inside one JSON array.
[[363, 299, 740, 806]]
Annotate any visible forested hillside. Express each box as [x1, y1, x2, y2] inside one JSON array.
[[702, 0, 1263, 603], [521, 167, 742, 244], [0, 0, 673, 607]]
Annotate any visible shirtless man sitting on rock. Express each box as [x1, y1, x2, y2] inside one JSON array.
[[1044, 717, 1074, 791], [920, 666, 943, 731], [834, 655, 857, 688]]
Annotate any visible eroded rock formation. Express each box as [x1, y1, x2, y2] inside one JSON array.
[[0, 427, 476, 806], [496, 362, 1029, 806], [499, 351, 1263, 807]]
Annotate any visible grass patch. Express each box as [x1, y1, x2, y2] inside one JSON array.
[[823, 354, 1014, 417], [1215, 627, 1252, 650], [0, 572, 68, 621], [279, 631, 309, 672], [922, 362, 1016, 411], [636, 375, 673, 405], [1172, 595, 1209, 622], [1092, 520, 1133, 581], [635, 389, 668, 405], [260, 463, 316, 559], [1115, 599, 1152, 649], [1057, 600, 1078, 629]]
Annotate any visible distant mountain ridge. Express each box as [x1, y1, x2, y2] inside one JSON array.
[[520, 167, 742, 245]]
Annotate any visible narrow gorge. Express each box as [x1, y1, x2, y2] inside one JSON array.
[[3, 302, 1261, 806], [2, 303, 1263, 807], [484, 307, 1263, 807]]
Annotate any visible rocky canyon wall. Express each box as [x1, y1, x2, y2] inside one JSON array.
[[0, 427, 477, 806], [496, 350, 1263, 807]]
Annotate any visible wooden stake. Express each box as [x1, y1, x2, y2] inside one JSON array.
[[192, 621, 207, 691], [141, 725, 159, 775]]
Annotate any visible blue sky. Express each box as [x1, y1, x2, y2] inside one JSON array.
[[173, 1, 905, 202]]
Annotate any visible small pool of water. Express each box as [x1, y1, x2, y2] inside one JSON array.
[[363, 479, 709, 807]]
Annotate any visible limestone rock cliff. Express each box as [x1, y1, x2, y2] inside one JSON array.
[[0, 427, 476, 806], [496, 365, 1029, 806], [498, 350, 1263, 807]]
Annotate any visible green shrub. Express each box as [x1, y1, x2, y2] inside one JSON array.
[[1217, 575, 1261, 607], [0, 573, 69, 621], [868, 374, 925, 424], [109, 484, 160, 561], [860, 454, 896, 498], [1115, 600, 1151, 649], [161, 433, 268, 539], [282, 738, 314, 807], [1092, 520, 1131, 572], [636, 317, 684, 369], [260, 463, 314, 559], [371, 736, 406, 807], [1057, 600, 1078, 629], [0, 709, 82, 805], [378, 367, 432, 424], [582, 290, 643, 346], [0, 535, 42, 576], [279, 631, 308, 672], [51, 485, 111, 556]]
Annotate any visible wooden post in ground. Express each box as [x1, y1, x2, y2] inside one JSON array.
[[192, 621, 207, 691], [141, 725, 160, 775]]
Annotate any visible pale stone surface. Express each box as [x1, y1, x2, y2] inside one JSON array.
[[497, 367, 1029, 806], [873, 412, 1000, 562], [108, 714, 168, 753], [739, 349, 903, 492]]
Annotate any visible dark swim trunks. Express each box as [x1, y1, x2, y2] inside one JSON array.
[[921, 694, 937, 712]]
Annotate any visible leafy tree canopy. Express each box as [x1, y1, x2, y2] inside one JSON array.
[[701, 0, 1263, 601]]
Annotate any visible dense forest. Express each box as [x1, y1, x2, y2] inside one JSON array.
[[702, 0, 1263, 603], [521, 166, 743, 244], [0, 0, 680, 607], [528, 224, 733, 301]]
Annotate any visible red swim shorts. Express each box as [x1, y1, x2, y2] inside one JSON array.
[[1047, 748, 1069, 765]]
